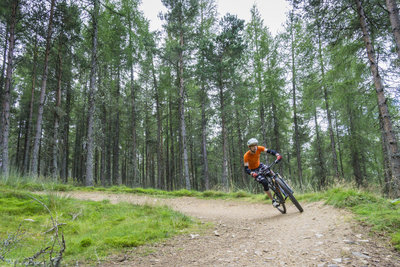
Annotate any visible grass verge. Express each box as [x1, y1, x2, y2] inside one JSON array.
[[0, 188, 198, 265], [298, 188, 400, 250], [1, 176, 399, 253]]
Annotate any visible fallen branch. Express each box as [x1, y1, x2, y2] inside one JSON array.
[[44, 223, 67, 234], [22, 246, 50, 266], [0, 223, 25, 261]]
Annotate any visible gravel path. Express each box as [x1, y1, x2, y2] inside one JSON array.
[[61, 191, 400, 266]]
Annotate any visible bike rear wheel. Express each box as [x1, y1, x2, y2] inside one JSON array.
[[276, 177, 303, 212]]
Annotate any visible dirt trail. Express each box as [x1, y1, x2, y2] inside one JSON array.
[[62, 191, 399, 266]]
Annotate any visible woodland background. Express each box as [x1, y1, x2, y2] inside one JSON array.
[[1, 0, 400, 197]]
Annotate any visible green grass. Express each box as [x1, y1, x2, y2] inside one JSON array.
[[0, 175, 254, 200], [1, 175, 399, 258], [299, 188, 400, 250], [0, 189, 198, 265]]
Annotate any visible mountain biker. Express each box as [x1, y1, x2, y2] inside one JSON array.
[[244, 138, 283, 207]]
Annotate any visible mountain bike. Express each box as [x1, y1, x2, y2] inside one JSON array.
[[258, 161, 303, 214]]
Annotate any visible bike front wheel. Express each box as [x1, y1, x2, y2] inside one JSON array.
[[272, 191, 286, 214], [276, 177, 303, 212]]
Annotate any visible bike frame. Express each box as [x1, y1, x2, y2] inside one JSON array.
[[258, 160, 304, 213]]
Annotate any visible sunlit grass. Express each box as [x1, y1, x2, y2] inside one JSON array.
[[1, 174, 399, 253], [299, 188, 400, 250]]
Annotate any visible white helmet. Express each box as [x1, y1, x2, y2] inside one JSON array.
[[247, 138, 258, 147]]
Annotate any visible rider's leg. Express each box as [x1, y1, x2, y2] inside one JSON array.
[[264, 190, 273, 200], [259, 178, 275, 204]]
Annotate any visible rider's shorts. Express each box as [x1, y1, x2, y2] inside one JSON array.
[[251, 163, 269, 191]]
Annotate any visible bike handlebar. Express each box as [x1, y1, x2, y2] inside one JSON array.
[[266, 160, 279, 169]]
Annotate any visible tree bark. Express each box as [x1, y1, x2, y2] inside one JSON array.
[[218, 57, 229, 190], [85, 0, 99, 186], [99, 73, 107, 186], [290, 12, 303, 188], [379, 112, 393, 196], [0, 26, 8, 126], [1, 0, 19, 176], [23, 34, 38, 174], [314, 107, 327, 189], [347, 102, 363, 187], [198, 2, 210, 191], [31, 0, 55, 175], [386, 0, 400, 59], [317, 20, 339, 179], [15, 117, 23, 170], [113, 67, 121, 185], [201, 85, 210, 190], [150, 51, 164, 189], [128, 14, 138, 186], [355, 0, 400, 198], [255, 35, 267, 146], [130, 68, 138, 185], [168, 91, 175, 190], [52, 38, 63, 178], [334, 111, 345, 178], [235, 107, 246, 187], [61, 79, 71, 182], [179, 29, 191, 190]]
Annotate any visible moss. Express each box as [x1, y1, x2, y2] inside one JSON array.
[[104, 237, 144, 248], [80, 238, 92, 247]]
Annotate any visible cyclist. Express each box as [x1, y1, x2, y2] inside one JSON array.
[[244, 138, 282, 207]]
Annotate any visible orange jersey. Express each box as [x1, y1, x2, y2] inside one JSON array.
[[243, 146, 266, 170]]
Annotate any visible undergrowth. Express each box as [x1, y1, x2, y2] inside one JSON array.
[[299, 188, 400, 250]]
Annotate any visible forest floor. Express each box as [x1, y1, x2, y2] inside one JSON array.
[[62, 191, 400, 266]]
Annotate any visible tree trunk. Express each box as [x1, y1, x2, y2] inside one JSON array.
[[290, 12, 303, 188], [201, 84, 210, 190], [165, 112, 171, 190], [334, 111, 345, 178], [31, 0, 55, 175], [0, 26, 8, 127], [271, 101, 280, 152], [113, 67, 121, 185], [169, 92, 175, 190], [314, 107, 327, 189], [1, 0, 19, 176], [179, 29, 191, 190], [106, 96, 112, 185], [386, 0, 400, 59], [317, 20, 339, 179], [130, 69, 138, 185], [23, 34, 38, 174], [15, 117, 23, 170], [379, 112, 393, 196], [61, 79, 71, 182], [52, 39, 63, 178], [347, 102, 363, 187], [150, 51, 164, 189], [218, 57, 229, 190], [100, 84, 107, 186], [355, 0, 400, 197], [235, 107, 246, 187], [128, 15, 138, 186], [85, 0, 99, 186]]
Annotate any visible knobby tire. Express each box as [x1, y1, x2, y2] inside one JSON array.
[[272, 189, 286, 214], [276, 177, 304, 213]]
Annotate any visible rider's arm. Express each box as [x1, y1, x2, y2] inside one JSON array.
[[266, 149, 283, 162], [244, 165, 252, 175], [243, 161, 252, 175]]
